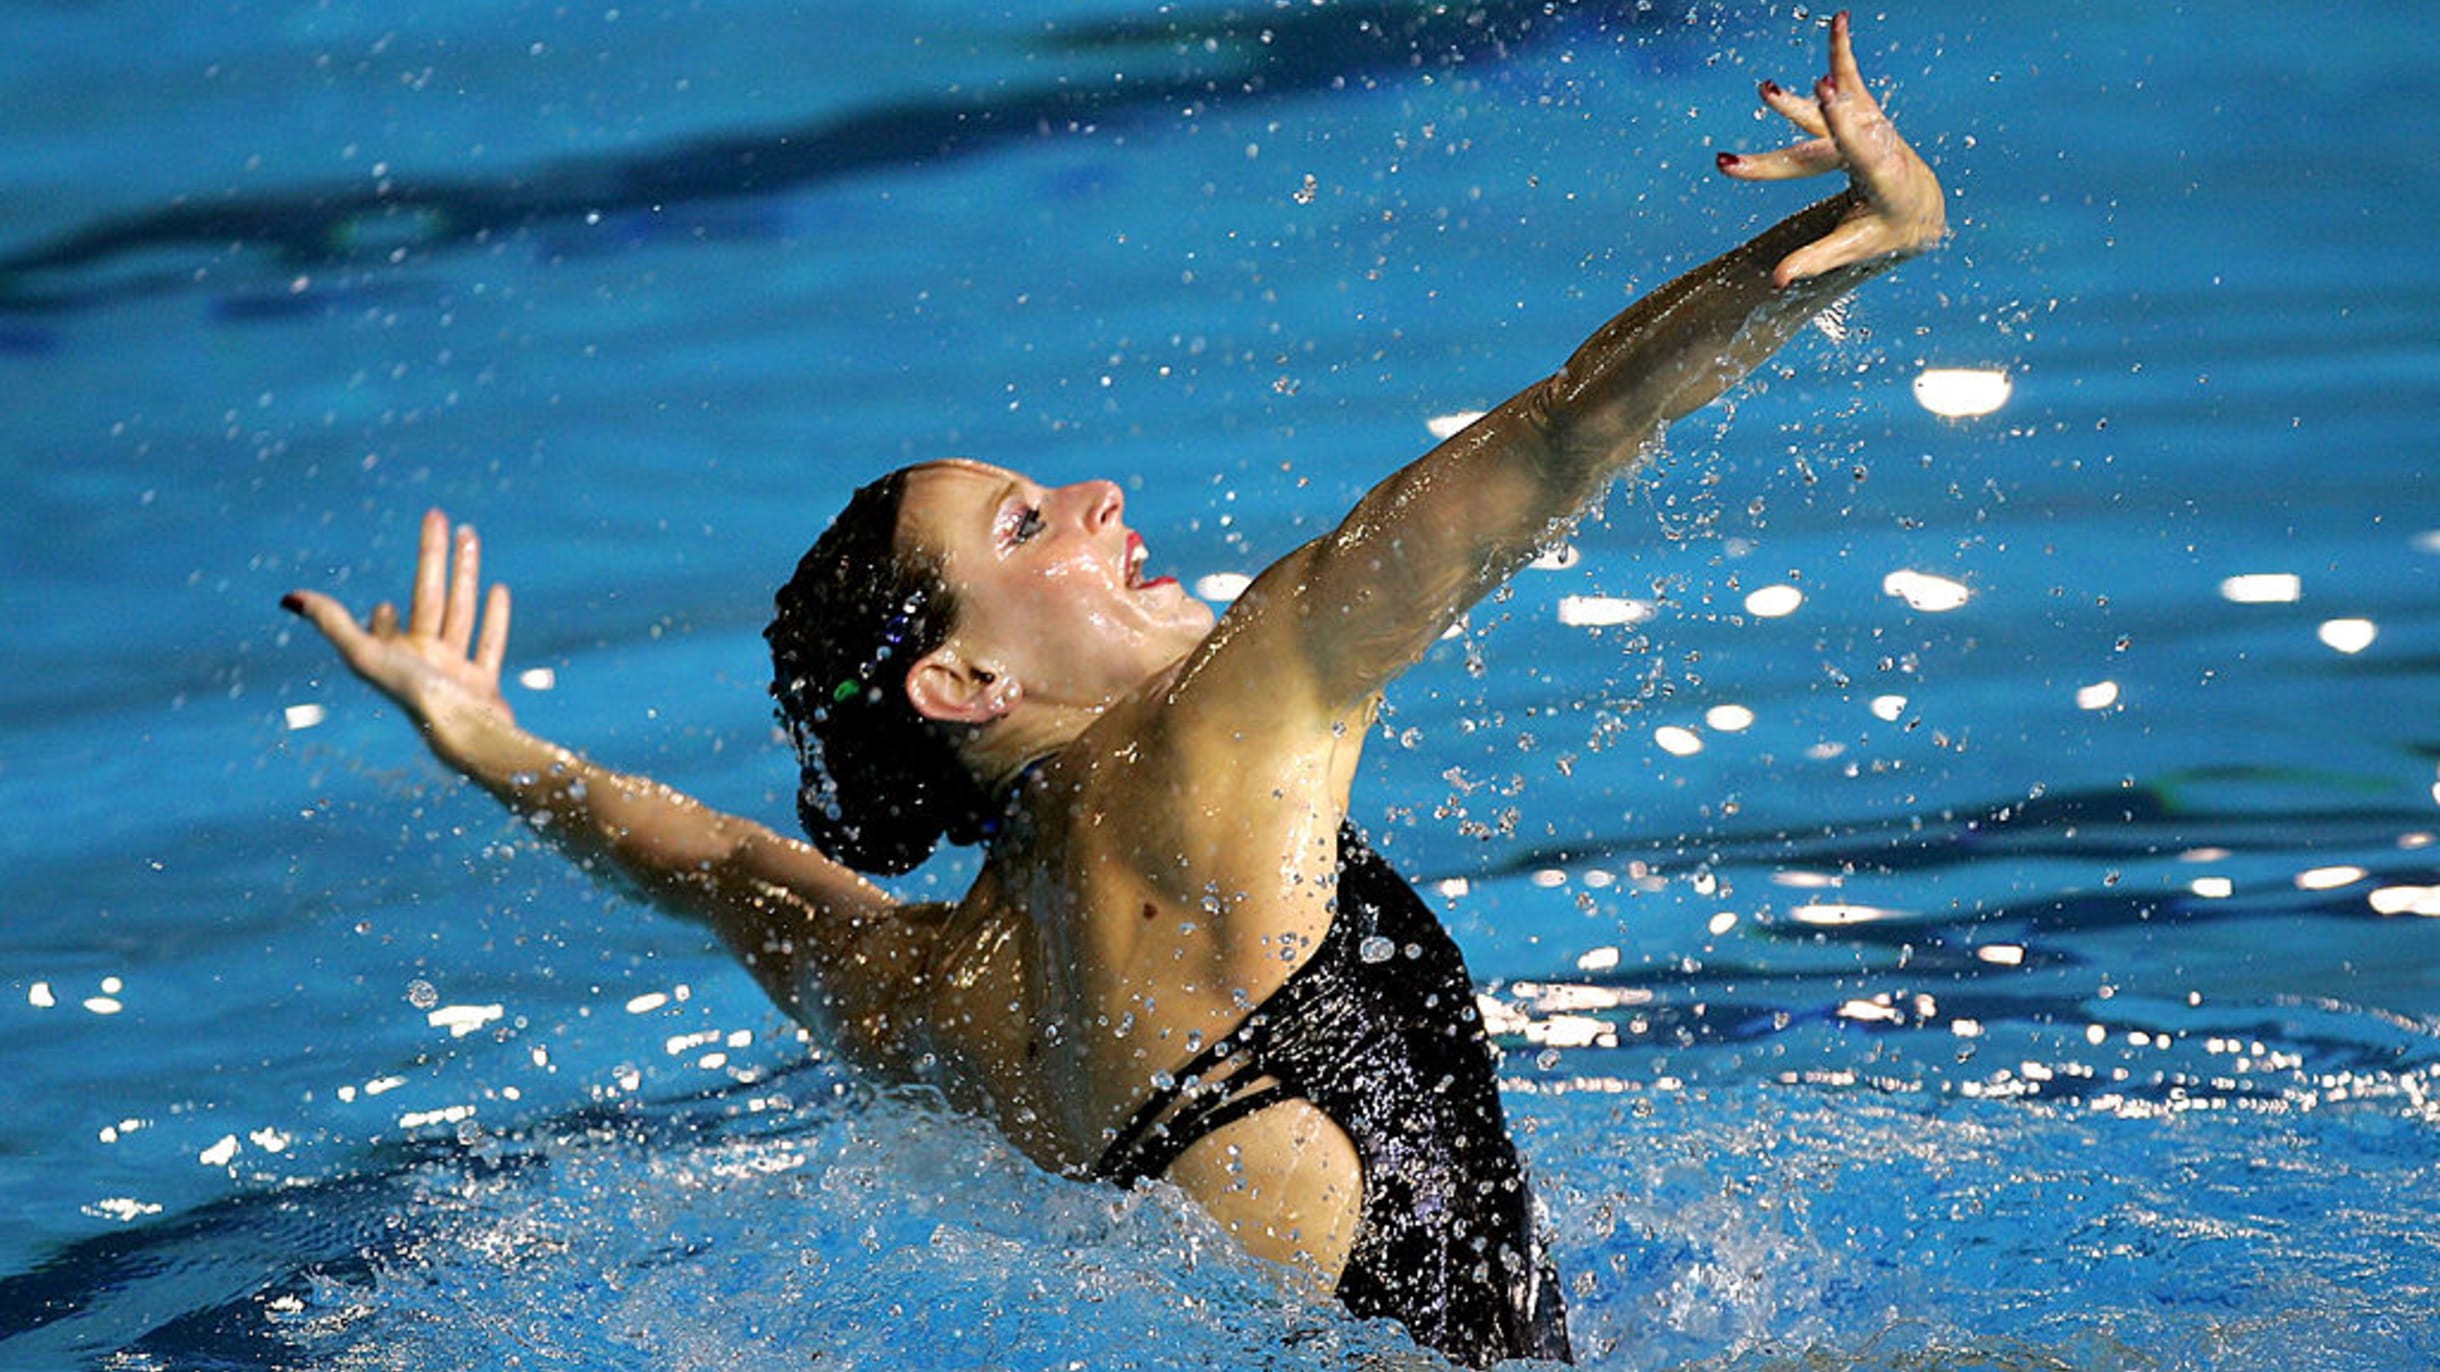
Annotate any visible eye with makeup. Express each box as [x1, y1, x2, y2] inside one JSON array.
[[997, 502, 1045, 550]]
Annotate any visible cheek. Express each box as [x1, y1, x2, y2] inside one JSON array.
[[1031, 558, 1122, 616]]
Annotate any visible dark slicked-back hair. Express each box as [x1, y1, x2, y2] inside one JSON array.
[[766, 466, 992, 875]]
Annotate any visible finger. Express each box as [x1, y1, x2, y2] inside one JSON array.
[[1772, 213, 1888, 287], [1816, 73, 1923, 208], [475, 584, 513, 680], [409, 508, 449, 639], [282, 588, 374, 654], [1758, 80, 1827, 139], [1816, 53, 1894, 133], [1718, 138, 1844, 181], [443, 524, 481, 654], [1811, 11, 1899, 169], [1827, 11, 1865, 102], [370, 600, 400, 636]]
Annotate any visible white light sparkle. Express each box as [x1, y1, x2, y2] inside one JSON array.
[[1653, 725, 1703, 757], [2316, 618, 2377, 654], [1193, 571, 1252, 602], [1744, 584, 1804, 618], [1557, 595, 1655, 628], [1793, 902, 1896, 926], [2219, 573, 2301, 605], [2369, 886, 2440, 916], [1912, 367, 2013, 418], [1883, 569, 1972, 612], [427, 1004, 504, 1038], [2296, 865, 2366, 891]]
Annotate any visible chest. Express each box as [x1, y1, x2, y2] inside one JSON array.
[[921, 864, 1335, 1171]]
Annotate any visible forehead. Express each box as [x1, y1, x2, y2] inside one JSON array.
[[908, 457, 1019, 492], [899, 459, 1029, 551]]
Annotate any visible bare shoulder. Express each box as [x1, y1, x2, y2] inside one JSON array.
[[1069, 668, 1357, 884], [1157, 538, 1342, 736], [1030, 686, 1359, 1005]]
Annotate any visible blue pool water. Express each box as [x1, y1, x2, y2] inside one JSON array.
[[4, 2, 2436, 1367]]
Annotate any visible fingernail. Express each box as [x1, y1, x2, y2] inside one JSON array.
[[280, 592, 305, 615], [1759, 79, 1782, 97], [1716, 152, 1742, 170]]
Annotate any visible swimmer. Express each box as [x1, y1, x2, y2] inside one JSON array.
[[282, 16, 1942, 1364]]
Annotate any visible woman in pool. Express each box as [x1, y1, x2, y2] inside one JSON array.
[[284, 16, 1941, 1365]]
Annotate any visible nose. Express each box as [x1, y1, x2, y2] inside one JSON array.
[[1064, 479, 1124, 531]]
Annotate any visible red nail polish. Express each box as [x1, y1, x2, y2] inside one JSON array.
[[1716, 152, 1742, 170], [280, 592, 305, 615], [1760, 79, 1782, 97]]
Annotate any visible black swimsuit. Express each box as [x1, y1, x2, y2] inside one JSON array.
[[1092, 826, 1573, 1366]]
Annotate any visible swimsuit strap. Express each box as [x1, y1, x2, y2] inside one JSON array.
[[1099, 1080, 1296, 1184], [1094, 1015, 1286, 1183]]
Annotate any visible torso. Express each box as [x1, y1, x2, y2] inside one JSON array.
[[913, 692, 1375, 1279]]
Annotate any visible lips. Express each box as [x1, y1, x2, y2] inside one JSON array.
[[1125, 532, 1174, 591]]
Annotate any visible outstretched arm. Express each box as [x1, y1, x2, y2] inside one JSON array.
[[282, 510, 940, 1064], [1210, 13, 1943, 718]]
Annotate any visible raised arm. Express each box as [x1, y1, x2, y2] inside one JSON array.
[[1211, 13, 1943, 717], [281, 509, 940, 1065]]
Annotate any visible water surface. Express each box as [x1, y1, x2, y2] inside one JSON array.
[[3, 2, 2435, 1367]]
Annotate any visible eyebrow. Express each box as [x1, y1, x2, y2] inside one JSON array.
[[985, 476, 1025, 549]]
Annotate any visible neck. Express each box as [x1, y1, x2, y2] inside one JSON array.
[[961, 652, 1191, 801], [964, 700, 1101, 802]]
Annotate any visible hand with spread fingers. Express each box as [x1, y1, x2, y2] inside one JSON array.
[[1717, 10, 1946, 287], [283, 508, 518, 746]]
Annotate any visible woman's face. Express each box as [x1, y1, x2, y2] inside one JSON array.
[[897, 460, 1216, 710]]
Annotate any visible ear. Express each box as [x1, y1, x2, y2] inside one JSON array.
[[905, 646, 1020, 726]]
